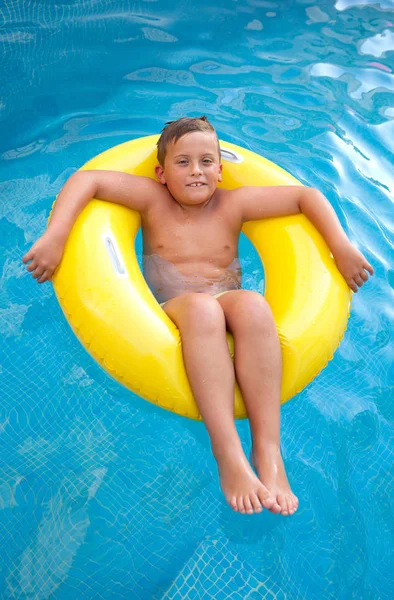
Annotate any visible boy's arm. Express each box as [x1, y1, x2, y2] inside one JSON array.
[[236, 185, 374, 292], [22, 170, 158, 283], [46, 170, 156, 242]]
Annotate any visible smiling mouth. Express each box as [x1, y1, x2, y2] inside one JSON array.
[[187, 183, 206, 187]]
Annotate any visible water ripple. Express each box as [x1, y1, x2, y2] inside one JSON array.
[[1, 1, 393, 599]]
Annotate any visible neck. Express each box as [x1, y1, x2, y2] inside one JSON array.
[[173, 193, 215, 216], [172, 191, 216, 216]]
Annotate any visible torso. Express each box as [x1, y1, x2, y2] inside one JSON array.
[[141, 187, 243, 303]]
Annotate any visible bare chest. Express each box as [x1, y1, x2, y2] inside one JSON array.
[[142, 206, 241, 264]]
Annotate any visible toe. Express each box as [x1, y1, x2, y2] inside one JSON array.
[[250, 491, 263, 513], [283, 497, 291, 516], [289, 494, 299, 514], [243, 495, 254, 515], [270, 498, 282, 514], [229, 496, 238, 512], [238, 496, 246, 514], [257, 486, 273, 509], [277, 493, 289, 516]]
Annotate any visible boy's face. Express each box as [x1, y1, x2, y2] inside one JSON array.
[[155, 131, 222, 206]]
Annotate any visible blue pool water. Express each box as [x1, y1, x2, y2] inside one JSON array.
[[1, 1, 393, 598]]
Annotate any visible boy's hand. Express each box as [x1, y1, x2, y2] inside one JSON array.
[[332, 241, 374, 293], [22, 231, 65, 284]]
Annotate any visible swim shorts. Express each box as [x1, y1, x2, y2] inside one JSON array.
[[159, 290, 232, 309]]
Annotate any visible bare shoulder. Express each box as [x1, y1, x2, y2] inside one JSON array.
[[218, 185, 261, 204], [208, 188, 242, 228], [216, 186, 250, 215], [229, 185, 271, 202], [216, 186, 243, 208]]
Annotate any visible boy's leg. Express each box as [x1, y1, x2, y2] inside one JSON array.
[[217, 290, 299, 516], [163, 292, 278, 515]]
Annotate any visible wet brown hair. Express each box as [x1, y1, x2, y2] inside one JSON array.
[[157, 116, 220, 166]]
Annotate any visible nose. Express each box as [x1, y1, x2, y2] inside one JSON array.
[[190, 161, 203, 176]]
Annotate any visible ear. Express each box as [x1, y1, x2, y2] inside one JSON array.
[[218, 162, 223, 183], [155, 164, 166, 184]]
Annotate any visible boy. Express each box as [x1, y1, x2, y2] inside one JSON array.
[[23, 117, 374, 516]]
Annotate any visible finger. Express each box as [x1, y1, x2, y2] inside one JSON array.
[[22, 251, 33, 264], [37, 270, 51, 284], [26, 260, 38, 273], [354, 275, 364, 288], [349, 279, 358, 293], [363, 261, 374, 276], [32, 268, 45, 280], [360, 270, 369, 282]]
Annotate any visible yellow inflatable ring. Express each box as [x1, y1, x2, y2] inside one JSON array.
[[51, 135, 351, 420]]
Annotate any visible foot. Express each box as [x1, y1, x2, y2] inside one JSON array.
[[215, 448, 278, 514], [251, 444, 299, 516]]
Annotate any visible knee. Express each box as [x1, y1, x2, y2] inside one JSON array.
[[231, 291, 274, 332], [179, 293, 225, 333]]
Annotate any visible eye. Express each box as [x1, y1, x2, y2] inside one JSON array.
[[203, 158, 213, 164], [178, 159, 188, 165]]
